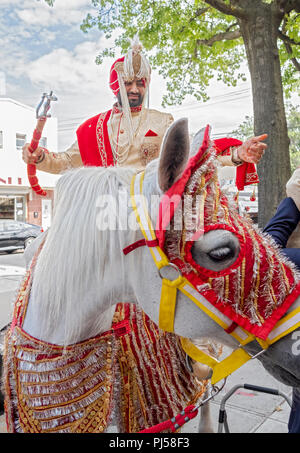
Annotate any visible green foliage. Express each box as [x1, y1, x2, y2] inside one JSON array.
[[231, 115, 254, 141], [79, 0, 247, 107], [288, 104, 300, 171], [231, 106, 300, 172], [278, 11, 300, 98], [41, 0, 55, 5], [74, 0, 299, 107]]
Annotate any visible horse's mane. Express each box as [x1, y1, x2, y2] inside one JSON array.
[[29, 166, 137, 345]]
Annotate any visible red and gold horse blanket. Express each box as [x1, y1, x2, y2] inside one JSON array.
[[3, 257, 205, 433]]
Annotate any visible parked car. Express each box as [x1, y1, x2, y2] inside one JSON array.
[[0, 220, 43, 253]]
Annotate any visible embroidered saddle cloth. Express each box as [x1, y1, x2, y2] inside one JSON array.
[[3, 259, 205, 433]]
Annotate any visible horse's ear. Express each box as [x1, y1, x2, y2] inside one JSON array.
[[158, 118, 190, 192]]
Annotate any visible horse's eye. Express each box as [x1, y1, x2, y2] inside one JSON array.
[[208, 246, 234, 262]]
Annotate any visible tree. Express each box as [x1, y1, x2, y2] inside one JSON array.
[[44, 0, 300, 226]]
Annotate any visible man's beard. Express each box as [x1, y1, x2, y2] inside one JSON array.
[[117, 92, 144, 108]]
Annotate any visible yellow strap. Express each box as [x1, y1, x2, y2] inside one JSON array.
[[210, 348, 252, 385], [268, 305, 300, 344], [181, 337, 254, 384], [158, 274, 185, 332], [130, 172, 300, 384], [180, 338, 219, 369], [159, 280, 178, 332]]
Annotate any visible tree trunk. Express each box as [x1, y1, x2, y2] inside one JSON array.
[[238, 4, 291, 228]]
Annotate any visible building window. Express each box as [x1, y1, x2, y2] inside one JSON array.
[[0, 196, 26, 221], [40, 137, 47, 148], [16, 133, 26, 150], [16, 196, 25, 222], [0, 131, 3, 149], [0, 197, 14, 219]]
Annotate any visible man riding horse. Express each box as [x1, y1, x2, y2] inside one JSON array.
[[22, 37, 266, 179], [17, 38, 268, 433]]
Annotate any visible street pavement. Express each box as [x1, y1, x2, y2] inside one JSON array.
[[0, 250, 293, 434], [0, 250, 26, 434], [181, 350, 292, 433], [0, 251, 26, 330]]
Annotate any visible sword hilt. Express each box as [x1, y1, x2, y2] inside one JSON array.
[[36, 91, 58, 119]]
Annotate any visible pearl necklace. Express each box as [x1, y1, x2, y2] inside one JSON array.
[[109, 107, 146, 165]]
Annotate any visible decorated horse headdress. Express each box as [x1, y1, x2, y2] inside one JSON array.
[[128, 119, 300, 384], [155, 124, 300, 340]]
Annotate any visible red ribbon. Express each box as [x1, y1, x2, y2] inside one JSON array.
[[123, 239, 159, 255], [138, 405, 198, 433]]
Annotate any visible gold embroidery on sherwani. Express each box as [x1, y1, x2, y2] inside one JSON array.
[[140, 137, 160, 165], [37, 109, 173, 174]]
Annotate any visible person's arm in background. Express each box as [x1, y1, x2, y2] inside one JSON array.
[[263, 168, 300, 269], [263, 197, 300, 248]]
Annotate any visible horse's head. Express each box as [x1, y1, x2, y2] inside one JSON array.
[[27, 118, 300, 386], [132, 118, 300, 387]]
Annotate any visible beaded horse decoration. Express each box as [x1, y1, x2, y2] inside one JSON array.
[[3, 121, 300, 434], [156, 124, 300, 340]]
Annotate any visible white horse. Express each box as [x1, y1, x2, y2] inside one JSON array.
[[3, 119, 300, 433]]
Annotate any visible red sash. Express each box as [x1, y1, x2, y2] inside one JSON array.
[[214, 138, 259, 191], [76, 110, 115, 167]]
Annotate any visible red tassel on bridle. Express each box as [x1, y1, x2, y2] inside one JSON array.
[[250, 186, 256, 202]]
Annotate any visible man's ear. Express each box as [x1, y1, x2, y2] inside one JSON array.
[[158, 118, 190, 193]]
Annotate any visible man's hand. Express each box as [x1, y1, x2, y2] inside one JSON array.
[[22, 143, 44, 164], [237, 134, 268, 164]]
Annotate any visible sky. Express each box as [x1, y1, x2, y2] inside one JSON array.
[[0, 0, 297, 152]]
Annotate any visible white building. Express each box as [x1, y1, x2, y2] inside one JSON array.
[[0, 95, 59, 229]]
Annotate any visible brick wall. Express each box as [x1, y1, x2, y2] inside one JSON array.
[[27, 189, 54, 226]]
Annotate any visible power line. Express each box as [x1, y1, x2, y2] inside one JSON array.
[[58, 100, 251, 132], [169, 90, 251, 114], [57, 87, 252, 129]]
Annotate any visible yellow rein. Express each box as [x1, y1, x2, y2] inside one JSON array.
[[130, 171, 300, 384]]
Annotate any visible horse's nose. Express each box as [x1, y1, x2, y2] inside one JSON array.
[[190, 229, 240, 272]]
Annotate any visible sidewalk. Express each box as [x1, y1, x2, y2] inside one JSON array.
[[182, 354, 292, 433], [0, 265, 25, 330], [0, 265, 25, 434]]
